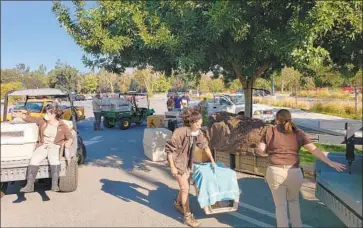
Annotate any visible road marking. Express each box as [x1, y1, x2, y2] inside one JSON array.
[[230, 212, 274, 227], [239, 202, 313, 228], [89, 136, 102, 141], [83, 140, 101, 146]]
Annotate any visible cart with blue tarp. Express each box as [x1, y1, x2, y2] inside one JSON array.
[[191, 162, 240, 215]]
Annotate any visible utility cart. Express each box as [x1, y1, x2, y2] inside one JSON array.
[[1, 88, 87, 197], [101, 93, 155, 130], [315, 122, 363, 227]]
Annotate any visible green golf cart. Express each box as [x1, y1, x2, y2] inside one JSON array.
[[101, 93, 155, 130]]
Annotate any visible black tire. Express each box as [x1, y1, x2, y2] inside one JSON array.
[[103, 118, 115, 128], [59, 157, 78, 192], [120, 118, 131, 130], [0, 182, 8, 198], [77, 137, 86, 165], [238, 112, 245, 116]]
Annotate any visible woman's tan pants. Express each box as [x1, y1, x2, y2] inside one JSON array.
[[265, 166, 304, 228]]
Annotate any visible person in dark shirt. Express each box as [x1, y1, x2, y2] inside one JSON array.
[[173, 94, 182, 110], [258, 109, 345, 228]]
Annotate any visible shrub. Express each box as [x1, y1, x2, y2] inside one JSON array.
[[1, 82, 23, 99]]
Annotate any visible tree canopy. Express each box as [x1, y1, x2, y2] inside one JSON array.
[[53, 0, 362, 116]]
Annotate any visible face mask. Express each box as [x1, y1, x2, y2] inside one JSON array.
[[44, 114, 49, 121], [191, 130, 199, 136]]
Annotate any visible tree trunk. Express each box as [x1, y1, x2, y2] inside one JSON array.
[[354, 81, 358, 114], [243, 81, 254, 118], [233, 62, 271, 118]]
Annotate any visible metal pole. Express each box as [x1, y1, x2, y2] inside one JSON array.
[[249, 80, 253, 118], [272, 73, 275, 96]]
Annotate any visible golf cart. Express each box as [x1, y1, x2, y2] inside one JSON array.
[[1, 88, 87, 197], [101, 93, 155, 130]]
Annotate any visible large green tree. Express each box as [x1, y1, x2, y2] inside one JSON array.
[[81, 74, 99, 93], [53, 1, 362, 117], [48, 60, 79, 91]]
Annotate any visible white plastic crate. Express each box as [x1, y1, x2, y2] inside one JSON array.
[[143, 128, 172, 162], [101, 98, 131, 112]]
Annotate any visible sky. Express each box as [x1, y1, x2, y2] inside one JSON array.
[[1, 1, 103, 74]]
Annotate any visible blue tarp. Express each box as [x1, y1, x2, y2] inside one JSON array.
[[192, 162, 240, 208]]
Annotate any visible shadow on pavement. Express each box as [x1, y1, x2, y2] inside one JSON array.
[[8, 180, 51, 203], [78, 117, 151, 171], [100, 178, 185, 224], [234, 176, 344, 227]]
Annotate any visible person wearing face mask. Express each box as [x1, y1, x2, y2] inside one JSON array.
[[257, 109, 345, 228], [165, 108, 216, 228], [16, 102, 74, 193]]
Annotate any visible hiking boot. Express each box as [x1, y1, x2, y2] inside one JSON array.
[[174, 200, 184, 214], [20, 166, 39, 193], [184, 212, 200, 227], [50, 165, 60, 192], [182, 202, 200, 228]]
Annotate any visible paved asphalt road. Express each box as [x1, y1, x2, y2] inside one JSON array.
[[1, 97, 345, 227]]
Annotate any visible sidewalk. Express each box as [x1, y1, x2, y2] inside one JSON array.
[[263, 105, 362, 135]]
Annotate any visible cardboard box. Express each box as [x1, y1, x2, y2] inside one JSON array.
[[194, 147, 210, 163], [147, 115, 165, 128]]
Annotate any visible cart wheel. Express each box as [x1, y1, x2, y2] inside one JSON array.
[[120, 118, 131, 130], [103, 118, 115, 128], [0, 182, 8, 198]]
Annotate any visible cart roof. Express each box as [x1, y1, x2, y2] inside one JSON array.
[[7, 88, 69, 97]]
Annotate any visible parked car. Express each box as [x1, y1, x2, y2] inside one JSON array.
[[253, 89, 271, 96], [208, 94, 275, 123], [75, 94, 85, 101]]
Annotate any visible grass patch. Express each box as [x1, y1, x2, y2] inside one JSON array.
[[255, 97, 363, 120], [299, 143, 362, 165], [297, 89, 357, 100]]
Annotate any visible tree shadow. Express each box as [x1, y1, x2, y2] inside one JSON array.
[[78, 117, 167, 172], [99, 178, 186, 224]]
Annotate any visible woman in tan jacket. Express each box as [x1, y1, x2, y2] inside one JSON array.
[[15, 103, 73, 193], [258, 109, 345, 227]]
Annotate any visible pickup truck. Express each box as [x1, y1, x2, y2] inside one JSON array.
[[1, 99, 85, 122], [207, 94, 275, 123]]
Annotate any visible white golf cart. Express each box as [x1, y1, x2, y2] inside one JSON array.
[[1, 88, 87, 197]]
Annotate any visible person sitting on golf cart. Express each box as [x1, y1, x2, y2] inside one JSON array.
[[15, 103, 73, 193]]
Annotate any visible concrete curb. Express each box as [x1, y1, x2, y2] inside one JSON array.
[[301, 164, 315, 176]]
